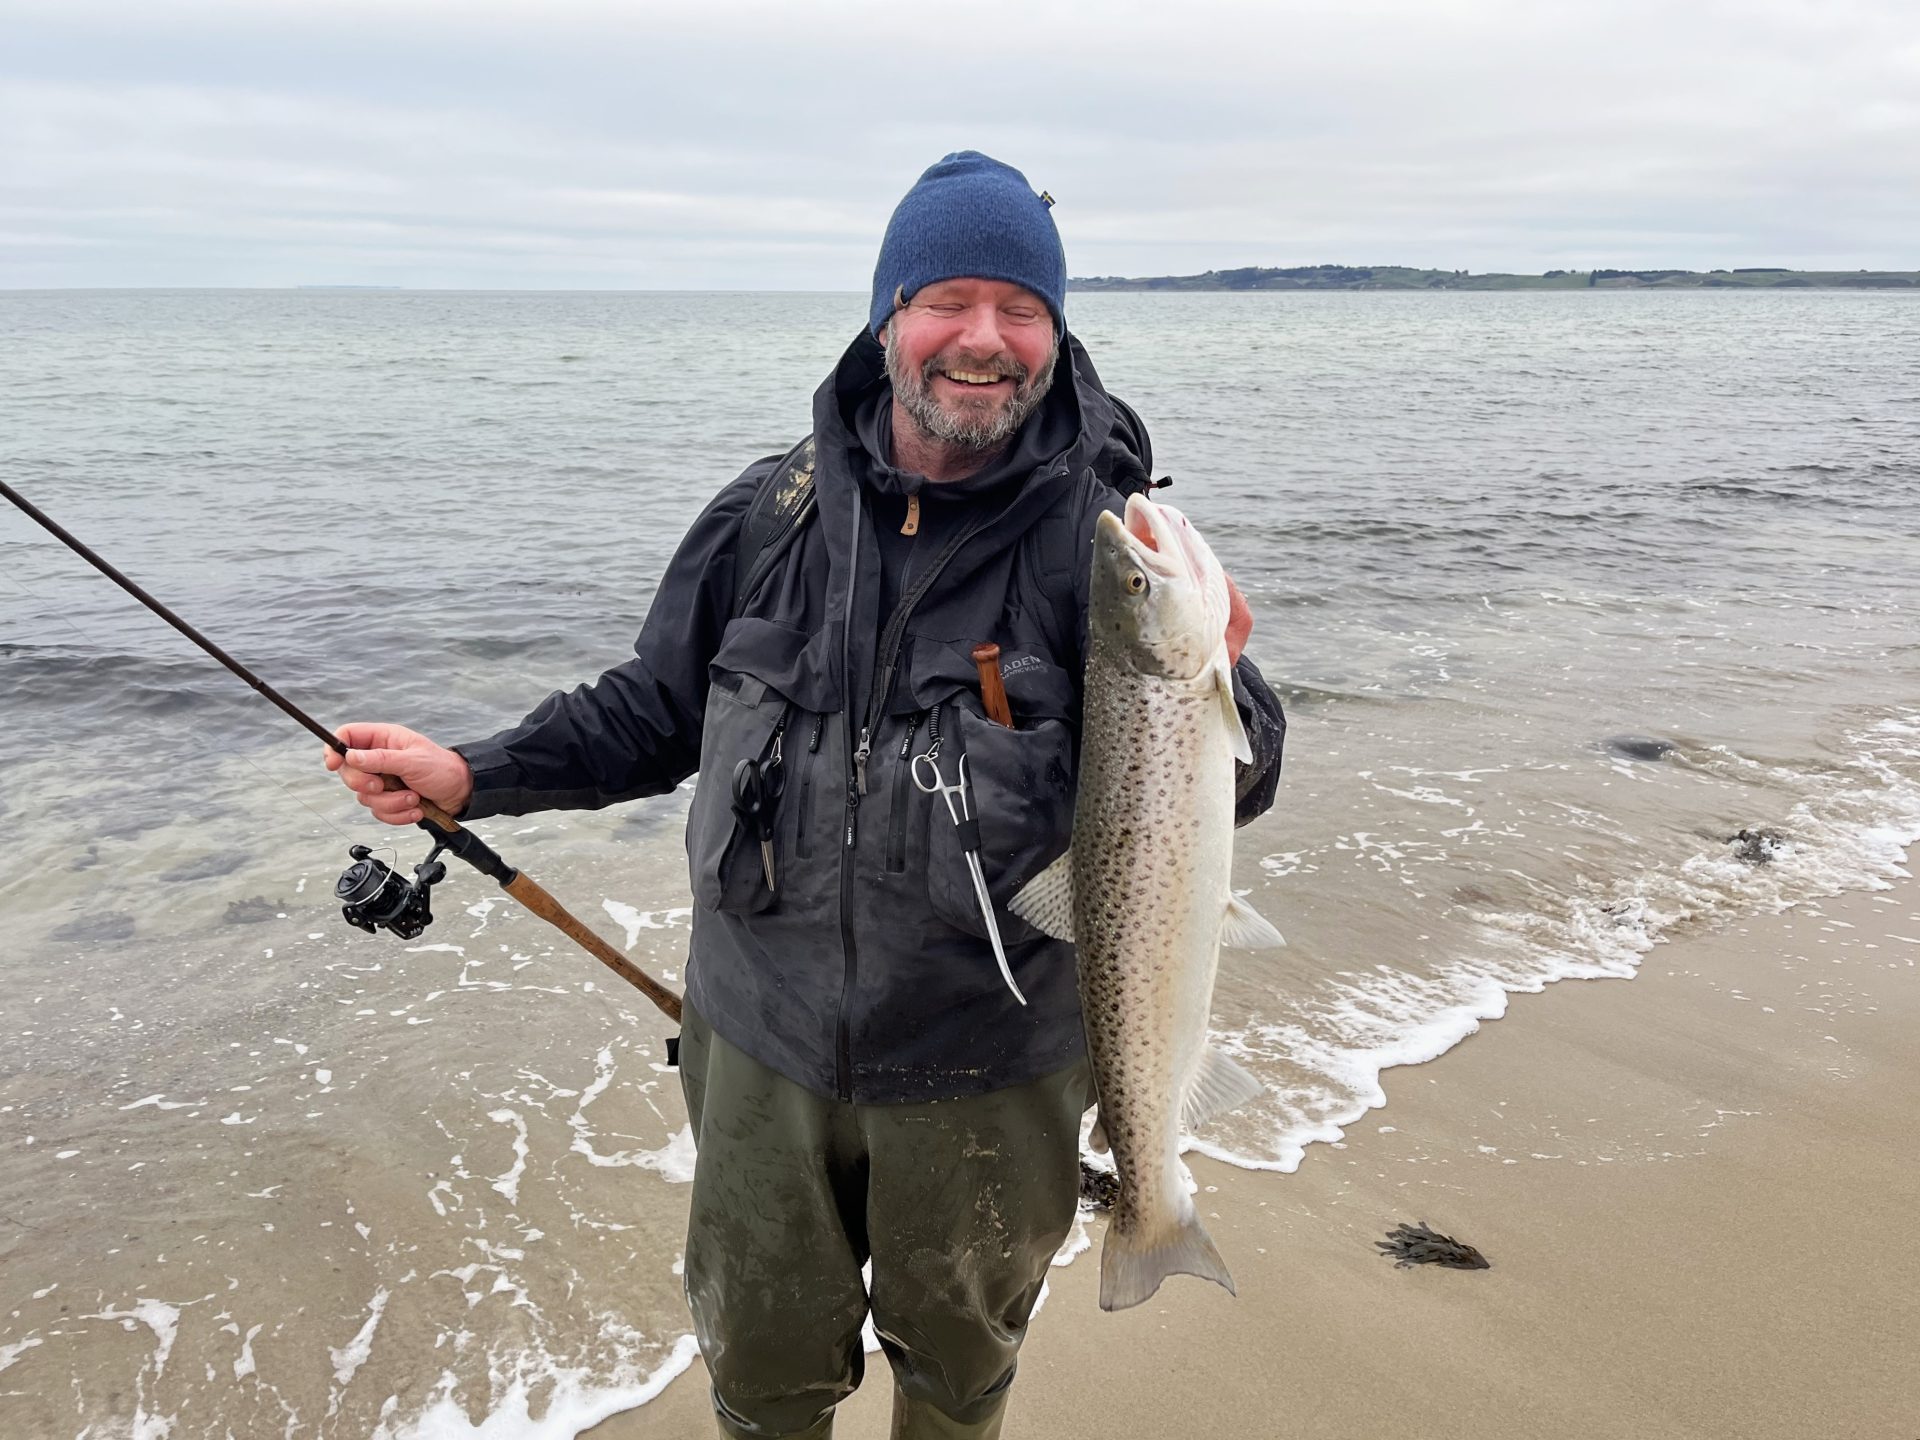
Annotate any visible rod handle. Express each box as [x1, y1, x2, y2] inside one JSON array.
[[504, 872, 684, 1023]]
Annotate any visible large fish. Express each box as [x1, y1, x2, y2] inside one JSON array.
[[1012, 493, 1284, 1312]]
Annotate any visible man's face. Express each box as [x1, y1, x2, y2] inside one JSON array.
[[880, 277, 1059, 452]]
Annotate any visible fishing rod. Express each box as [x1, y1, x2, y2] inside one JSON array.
[[0, 478, 683, 1026]]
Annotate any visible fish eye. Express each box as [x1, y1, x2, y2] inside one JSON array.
[[1125, 571, 1148, 595]]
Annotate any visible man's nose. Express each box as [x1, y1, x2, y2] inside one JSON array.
[[954, 302, 1007, 359]]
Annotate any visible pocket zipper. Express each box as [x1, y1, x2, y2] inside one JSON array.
[[796, 711, 825, 860], [884, 711, 923, 873]]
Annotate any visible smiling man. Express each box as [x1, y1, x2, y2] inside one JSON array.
[[326, 151, 1286, 1439]]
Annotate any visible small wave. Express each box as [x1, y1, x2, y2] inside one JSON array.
[[378, 1334, 700, 1439], [447, 634, 569, 660], [1196, 704, 1920, 1175]]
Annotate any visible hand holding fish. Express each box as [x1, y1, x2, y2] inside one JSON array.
[[324, 722, 474, 824], [1224, 573, 1252, 665]]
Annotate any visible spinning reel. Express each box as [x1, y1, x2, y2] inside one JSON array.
[[333, 841, 449, 941]]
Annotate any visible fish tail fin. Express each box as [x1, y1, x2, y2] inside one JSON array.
[[1099, 1206, 1237, 1312]]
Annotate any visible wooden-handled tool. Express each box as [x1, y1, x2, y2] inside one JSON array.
[[972, 643, 1013, 728]]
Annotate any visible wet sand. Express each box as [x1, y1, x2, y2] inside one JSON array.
[[592, 862, 1919, 1439]]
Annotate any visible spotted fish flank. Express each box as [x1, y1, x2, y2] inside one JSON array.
[[1012, 493, 1285, 1312]]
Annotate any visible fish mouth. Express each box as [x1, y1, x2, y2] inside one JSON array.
[[1107, 494, 1186, 581]]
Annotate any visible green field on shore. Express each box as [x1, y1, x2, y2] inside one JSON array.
[[1070, 265, 1919, 291]]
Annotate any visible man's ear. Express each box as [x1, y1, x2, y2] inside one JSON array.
[[876, 320, 889, 346]]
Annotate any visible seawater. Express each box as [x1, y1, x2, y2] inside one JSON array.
[[2, 289, 1917, 1436]]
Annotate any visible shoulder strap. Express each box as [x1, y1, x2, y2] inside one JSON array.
[[731, 435, 818, 619]]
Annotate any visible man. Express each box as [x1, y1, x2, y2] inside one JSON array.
[[326, 151, 1286, 1439]]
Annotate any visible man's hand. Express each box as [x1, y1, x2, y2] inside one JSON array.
[[324, 722, 474, 825], [1225, 574, 1252, 666]]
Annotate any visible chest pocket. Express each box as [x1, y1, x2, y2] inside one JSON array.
[[900, 638, 1078, 947], [688, 618, 839, 916]]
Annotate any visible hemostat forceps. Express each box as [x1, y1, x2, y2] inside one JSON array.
[[912, 746, 1026, 1006]]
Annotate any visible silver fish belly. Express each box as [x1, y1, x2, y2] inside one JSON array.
[[1076, 655, 1243, 1311]]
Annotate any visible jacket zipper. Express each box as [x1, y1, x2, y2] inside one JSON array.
[[884, 711, 922, 873], [835, 486, 867, 1100], [796, 711, 824, 861]]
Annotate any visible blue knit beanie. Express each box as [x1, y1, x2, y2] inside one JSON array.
[[869, 151, 1066, 339]]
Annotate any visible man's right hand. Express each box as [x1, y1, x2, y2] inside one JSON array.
[[324, 723, 474, 826]]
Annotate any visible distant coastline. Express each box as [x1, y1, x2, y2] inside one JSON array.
[[1069, 265, 1919, 292]]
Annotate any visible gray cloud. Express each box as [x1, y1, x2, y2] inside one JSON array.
[[4, 0, 1917, 286]]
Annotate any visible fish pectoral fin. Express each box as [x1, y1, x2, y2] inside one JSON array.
[[1182, 1045, 1266, 1132], [1220, 893, 1286, 950], [1009, 850, 1075, 942], [1215, 653, 1253, 764]]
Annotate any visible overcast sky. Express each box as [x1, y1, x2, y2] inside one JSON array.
[[4, 0, 1917, 288]]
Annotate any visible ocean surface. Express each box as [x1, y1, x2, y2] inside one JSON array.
[[2, 288, 1917, 1437]]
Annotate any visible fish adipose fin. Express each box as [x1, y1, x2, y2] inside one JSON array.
[[1182, 1045, 1266, 1132], [1101, 1210, 1237, 1311], [1220, 893, 1285, 950], [1009, 850, 1075, 942]]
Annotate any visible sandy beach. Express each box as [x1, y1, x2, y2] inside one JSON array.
[[591, 858, 1919, 1440]]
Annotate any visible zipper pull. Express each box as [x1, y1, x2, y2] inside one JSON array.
[[853, 725, 872, 795], [901, 493, 920, 536], [808, 713, 825, 754]]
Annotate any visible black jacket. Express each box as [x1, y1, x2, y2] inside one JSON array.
[[455, 331, 1286, 1103]]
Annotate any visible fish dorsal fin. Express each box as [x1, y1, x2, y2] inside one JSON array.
[[1221, 893, 1285, 950], [1214, 651, 1252, 764], [1181, 1045, 1265, 1132], [1009, 849, 1075, 942]]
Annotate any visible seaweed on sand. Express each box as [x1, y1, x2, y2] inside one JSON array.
[[1377, 1221, 1490, 1270]]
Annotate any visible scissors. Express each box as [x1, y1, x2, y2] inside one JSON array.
[[730, 733, 785, 893], [912, 745, 1026, 1006]]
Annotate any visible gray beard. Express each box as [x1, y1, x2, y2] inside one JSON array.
[[885, 336, 1058, 454]]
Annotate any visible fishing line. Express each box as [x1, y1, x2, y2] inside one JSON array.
[[0, 558, 364, 854], [0, 479, 683, 1023]]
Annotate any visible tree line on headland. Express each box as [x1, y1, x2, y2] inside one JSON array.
[[1069, 264, 1919, 291]]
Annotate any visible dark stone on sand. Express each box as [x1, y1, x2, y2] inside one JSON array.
[[1605, 735, 1676, 762], [1728, 828, 1786, 864], [159, 851, 249, 883], [1376, 1221, 1490, 1270], [1078, 1160, 1120, 1210], [51, 911, 137, 944], [223, 896, 287, 925]]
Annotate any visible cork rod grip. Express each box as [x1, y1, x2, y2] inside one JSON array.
[[380, 777, 684, 1023], [505, 872, 685, 1022]]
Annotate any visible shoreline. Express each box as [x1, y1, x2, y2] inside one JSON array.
[[589, 855, 1919, 1439]]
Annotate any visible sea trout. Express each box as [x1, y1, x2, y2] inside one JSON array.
[[1012, 493, 1284, 1311]]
